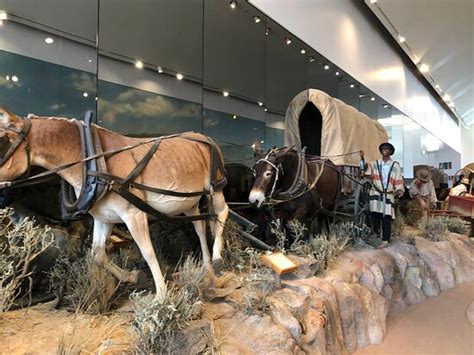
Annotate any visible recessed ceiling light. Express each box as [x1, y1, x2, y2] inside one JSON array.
[[419, 63, 429, 73], [350, 84, 355, 88], [157, 65, 163, 73], [223, 90, 229, 97], [300, 48, 306, 54], [88, 59, 93, 63], [285, 38, 292, 45], [397, 34, 405, 43], [335, 71, 340, 76], [45, 37, 54, 44], [176, 73, 183, 80], [253, 15, 261, 23], [260, 140, 264, 144], [258, 101, 263, 106], [83, 92, 88, 97], [435, 84, 440, 89], [232, 114, 237, 119], [324, 64, 330, 70], [135, 60, 143, 69], [265, 27, 271, 36], [443, 94, 451, 101], [383, 104, 389, 108], [370, 97, 375, 101], [0, 11, 7, 20], [11, 75, 18, 82], [264, 108, 268, 112], [230, 1, 236, 9]]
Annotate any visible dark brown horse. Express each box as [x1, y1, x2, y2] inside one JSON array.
[[249, 147, 341, 231]]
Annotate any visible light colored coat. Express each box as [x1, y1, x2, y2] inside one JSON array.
[[366, 159, 404, 218]]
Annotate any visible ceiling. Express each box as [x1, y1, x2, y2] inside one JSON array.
[[366, 0, 474, 127]]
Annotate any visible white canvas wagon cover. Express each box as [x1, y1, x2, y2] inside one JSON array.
[[284, 89, 388, 166]]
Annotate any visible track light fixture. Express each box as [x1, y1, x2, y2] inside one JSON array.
[[285, 38, 292, 45], [253, 15, 261, 23], [230, 1, 237, 9]]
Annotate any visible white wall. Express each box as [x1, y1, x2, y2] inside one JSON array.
[[251, 0, 461, 153], [461, 125, 473, 166]]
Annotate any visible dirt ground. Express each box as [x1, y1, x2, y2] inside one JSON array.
[[0, 303, 134, 354]]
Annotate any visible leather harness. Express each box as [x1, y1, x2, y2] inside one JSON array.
[[0, 112, 227, 223]]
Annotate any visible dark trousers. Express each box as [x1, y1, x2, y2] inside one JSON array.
[[371, 212, 392, 242]]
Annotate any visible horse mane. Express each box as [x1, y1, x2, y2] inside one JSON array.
[[26, 114, 114, 133]]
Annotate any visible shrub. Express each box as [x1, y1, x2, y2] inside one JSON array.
[[445, 218, 468, 235], [174, 254, 208, 300], [0, 209, 54, 313], [419, 217, 448, 241], [48, 254, 124, 314], [130, 287, 201, 353]]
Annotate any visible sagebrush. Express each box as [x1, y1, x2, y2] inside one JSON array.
[[130, 287, 201, 353], [0, 209, 54, 313]]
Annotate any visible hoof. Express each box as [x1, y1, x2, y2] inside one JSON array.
[[212, 258, 223, 275], [126, 269, 147, 285]]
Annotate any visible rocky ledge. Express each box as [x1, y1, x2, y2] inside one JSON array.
[[208, 233, 473, 354]]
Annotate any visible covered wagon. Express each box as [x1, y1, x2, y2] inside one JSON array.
[[284, 88, 389, 223]]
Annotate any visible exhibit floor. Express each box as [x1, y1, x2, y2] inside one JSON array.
[[355, 281, 474, 355]]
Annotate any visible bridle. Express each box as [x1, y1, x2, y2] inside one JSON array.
[[0, 117, 31, 174], [254, 149, 282, 199]]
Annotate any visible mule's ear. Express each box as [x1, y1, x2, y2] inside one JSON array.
[[0, 107, 19, 128], [276, 146, 294, 159]]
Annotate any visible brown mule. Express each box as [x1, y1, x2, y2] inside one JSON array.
[[0, 107, 229, 298]]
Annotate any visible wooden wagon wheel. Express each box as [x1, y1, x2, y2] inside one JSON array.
[[354, 177, 372, 227]]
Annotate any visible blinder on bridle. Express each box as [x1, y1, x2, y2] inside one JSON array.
[[0, 117, 31, 168]]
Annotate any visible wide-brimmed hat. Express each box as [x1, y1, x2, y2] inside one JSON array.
[[416, 169, 431, 182], [379, 142, 395, 155]]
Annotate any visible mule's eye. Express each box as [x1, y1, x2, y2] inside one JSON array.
[[264, 171, 272, 178]]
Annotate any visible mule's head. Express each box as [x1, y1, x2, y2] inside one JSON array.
[[249, 146, 292, 207], [0, 107, 31, 181]]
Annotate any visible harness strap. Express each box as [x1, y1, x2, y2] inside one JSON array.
[[0, 117, 31, 166], [111, 186, 216, 222], [121, 137, 162, 188], [89, 171, 208, 197]]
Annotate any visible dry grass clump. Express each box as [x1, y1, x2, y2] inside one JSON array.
[[0, 208, 54, 313], [241, 248, 275, 315], [445, 217, 469, 235], [271, 219, 351, 272], [221, 220, 275, 315], [130, 287, 201, 354], [419, 217, 448, 241], [221, 219, 252, 272], [202, 321, 226, 355], [174, 254, 210, 301], [48, 254, 124, 314]]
